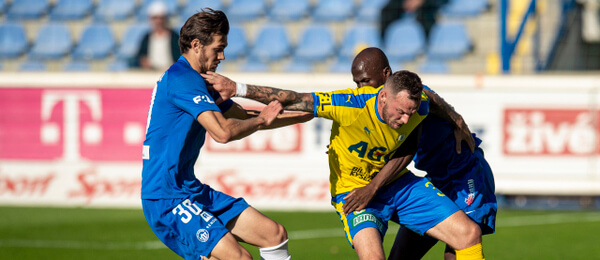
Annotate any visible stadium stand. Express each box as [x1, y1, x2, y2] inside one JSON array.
[[63, 60, 91, 71], [440, 0, 489, 18], [29, 23, 72, 60], [181, 0, 224, 21], [240, 58, 269, 72], [293, 24, 335, 62], [329, 57, 352, 73], [50, 0, 94, 21], [427, 21, 472, 60], [249, 24, 291, 62], [285, 60, 313, 73], [357, 0, 389, 23], [418, 59, 450, 73], [107, 59, 129, 72], [136, 0, 179, 21], [384, 17, 426, 62], [6, 0, 49, 20], [339, 23, 382, 60], [116, 24, 150, 62], [19, 60, 47, 71], [268, 0, 310, 22], [0, 0, 500, 73], [0, 22, 27, 59], [227, 0, 266, 22], [224, 25, 248, 61], [313, 0, 355, 22], [94, 0, 136, 21], [72, 23, 115, 60], [0, 0, 6, 14]]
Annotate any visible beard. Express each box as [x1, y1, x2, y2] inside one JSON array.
[[381, 102, 402, 129], [381, 102, 390, 125]]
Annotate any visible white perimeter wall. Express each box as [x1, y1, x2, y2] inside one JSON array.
[[1, 72, 599, 210]]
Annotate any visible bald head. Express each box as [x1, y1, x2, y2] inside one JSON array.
[[351, 47, 392, 88]]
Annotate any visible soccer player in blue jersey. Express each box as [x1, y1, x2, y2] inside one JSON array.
[[345, 47, 497, 260], [203, 70, 486, 260], [141, 9, 309, 260]]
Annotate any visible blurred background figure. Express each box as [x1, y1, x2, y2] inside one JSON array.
[[380, 0, 448, 39], [135, 1, 180, 71]]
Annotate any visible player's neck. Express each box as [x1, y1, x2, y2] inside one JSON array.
[[182, 53, 202, 74]]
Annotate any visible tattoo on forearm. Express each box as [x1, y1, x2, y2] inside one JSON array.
[[247, 84, 314, 112]]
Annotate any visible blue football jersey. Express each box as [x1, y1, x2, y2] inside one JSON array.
[[141, 56, 233, 199], [414, 85, 482, 180]]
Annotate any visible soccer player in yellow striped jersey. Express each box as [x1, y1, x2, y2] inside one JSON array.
[[203, 70, 482, 260], [314, 85, 428, 196]]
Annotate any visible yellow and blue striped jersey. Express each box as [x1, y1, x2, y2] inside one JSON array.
[[312, 86, 429, 196]]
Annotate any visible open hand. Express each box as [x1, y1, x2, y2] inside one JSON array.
[[342, 185, 377, 215], [201, 71, 237, 102], [259, 101, 283, 126]]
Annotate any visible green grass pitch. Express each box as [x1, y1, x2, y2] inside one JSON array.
[[1, 206, 599, 259]]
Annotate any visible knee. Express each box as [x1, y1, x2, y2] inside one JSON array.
[[236, 249, 253, 260], [272, 222, 288, 245], [456, 222, 482, 249], [212, 246, 252, 260]]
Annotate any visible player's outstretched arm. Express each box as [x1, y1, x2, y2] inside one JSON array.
[[245, 110, 314, 129], [197, 100, 283, 143], [424, 87, 475, 154], [226, 104, 314, 130], [342, 125, 422, 215], [202, 71, 314, 113]]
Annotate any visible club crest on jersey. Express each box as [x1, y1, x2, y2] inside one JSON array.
[[398, 134, 406, 141], [193, 95, 214, 104], [196, 229, 209, 242]]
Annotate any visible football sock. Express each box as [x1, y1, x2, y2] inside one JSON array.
[[259, 239, 291, 260], [455, 242, 485, 260]]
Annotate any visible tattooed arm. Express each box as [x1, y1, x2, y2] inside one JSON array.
[[244, 84, 314, 112], [424, 87, 475, 154], [202, 71, 314, 113]]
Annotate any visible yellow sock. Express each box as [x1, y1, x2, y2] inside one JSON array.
[[455, 242, 485, 260]]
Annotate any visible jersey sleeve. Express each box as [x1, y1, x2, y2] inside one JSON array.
[[167, 71, 222, 119], [312, 88, 363, 124], [210, 90, 234, 113]]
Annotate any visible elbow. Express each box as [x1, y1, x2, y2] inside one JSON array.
[[210, 130, 233, 144]]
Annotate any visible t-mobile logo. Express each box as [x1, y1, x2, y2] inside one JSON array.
[[40, 90, 102, 162]]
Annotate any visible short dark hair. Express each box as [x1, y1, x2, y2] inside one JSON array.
[[384, 70, 423, 102], [179, 8, 229, 54]]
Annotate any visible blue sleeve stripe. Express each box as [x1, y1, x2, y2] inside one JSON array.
[[312, 92, 319, 117], [331, 93, 376, 109]]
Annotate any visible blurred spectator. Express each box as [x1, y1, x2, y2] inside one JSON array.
[[380, 0, 448, 39], [135, 1, 180, 70]]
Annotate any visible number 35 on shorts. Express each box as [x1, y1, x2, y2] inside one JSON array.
[[425, 182, 446, 197], [172, 199, 213, 224]]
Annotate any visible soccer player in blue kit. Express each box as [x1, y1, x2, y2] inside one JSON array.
[[141, 9, 309, 260], [344, 47, 497, 260]]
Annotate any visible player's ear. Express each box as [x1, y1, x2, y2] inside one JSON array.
[[383, 66, 391, 78], [379, 88, 387, 103], [191, 39, 201, 53]]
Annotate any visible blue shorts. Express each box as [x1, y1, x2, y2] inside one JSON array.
[[332, 172, 460, 247], [421, 147, 497, 235], [142, 184, 250, 259]]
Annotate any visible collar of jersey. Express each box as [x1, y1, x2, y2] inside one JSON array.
[[374, 87, 386, 124], [178, 55, 190, 67]]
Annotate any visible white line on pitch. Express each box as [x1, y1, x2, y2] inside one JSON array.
[[1, 212, 599, 250]]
